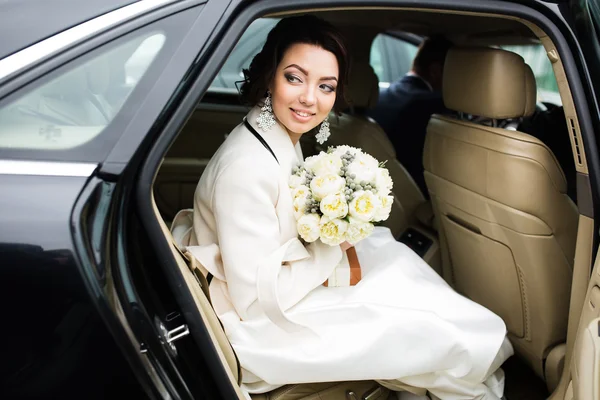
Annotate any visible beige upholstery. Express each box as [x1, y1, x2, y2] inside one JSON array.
[[425, 47, 578, 377], [524, 65, 537, 117], [443, 47, 537, 119], [327, 63, 428, 237]]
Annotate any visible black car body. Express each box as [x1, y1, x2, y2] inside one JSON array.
[[2, 0, 600, 399]]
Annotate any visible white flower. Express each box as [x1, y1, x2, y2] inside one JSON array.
[[345, 218, 374, 244], [319, 193, 349, 219], [310, 174, 346, 200], [373, 194, 394, 222], [291, 185, 310, 201], [289, 170, 307, 189], [303, 154, 320, 171], [332, 145, 361, 158], [375, 167, 393, 196], [309, 152, 343, 177], [347, 153, 379, 183], [348, 190, 381, 222], [297, 214, 321, 242], [293, 197, 308, 220], [319, 216, 349, 246]]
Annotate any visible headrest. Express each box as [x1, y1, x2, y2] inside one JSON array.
[[348, 63, 379, 110], [443, 47, 537, 119], [524, 65, 536, 117]]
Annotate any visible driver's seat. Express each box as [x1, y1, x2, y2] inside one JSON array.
[[423, 47, 579, 378]]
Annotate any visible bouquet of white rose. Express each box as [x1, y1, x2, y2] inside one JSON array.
[[290, 145, 394, 247]]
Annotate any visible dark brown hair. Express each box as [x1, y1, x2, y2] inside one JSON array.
[[239, 15, 350, 115], [411, 35, 454, 76]]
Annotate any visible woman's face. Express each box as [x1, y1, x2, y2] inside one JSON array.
[[270, 43, 339, 139]]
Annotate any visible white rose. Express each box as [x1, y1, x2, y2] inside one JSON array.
[[311, 153, 343, 177], [310, 174, 346, 200], [332, 145, 361, 158], [348, 190, 381, 222], [319, 216, 349, 246], [289, 170, 307, 189], [292, 197, 308, 220], [297, 214, 321, 242], [373, 194, 394, 222], [291, 185, 310, 201], [347, 153, 379, 183], [303, 154, 320, 171], [345, 218, 374, 244], [319, 193, 348, 219], [375, 167, 393, 196]]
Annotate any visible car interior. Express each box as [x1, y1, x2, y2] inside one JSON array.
[[146, 6, 596, 400]]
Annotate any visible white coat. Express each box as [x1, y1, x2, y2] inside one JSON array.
[[173, 106, 512, 399]]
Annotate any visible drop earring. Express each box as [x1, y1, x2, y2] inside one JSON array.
[[315, 117, 330, 144], [257, 92, 276, 131]]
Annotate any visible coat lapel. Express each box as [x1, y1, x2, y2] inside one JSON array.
[[245, 106, 302, 240]]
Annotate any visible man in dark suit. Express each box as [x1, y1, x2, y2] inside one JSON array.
[[369, 36, 453, 196]]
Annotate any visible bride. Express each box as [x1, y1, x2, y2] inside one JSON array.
[[174, 15, 513, 399]]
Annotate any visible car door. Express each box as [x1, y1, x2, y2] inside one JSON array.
[[556, 0, 600, 398], [0, 1, 234, 398], [68, 2, 240, 399]]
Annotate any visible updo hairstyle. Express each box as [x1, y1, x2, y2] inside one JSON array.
[[239, 15, 350, 115]]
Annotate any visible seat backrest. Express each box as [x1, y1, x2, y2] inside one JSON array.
[[424, 47, 579, 377], [327, 63, 426, 237]]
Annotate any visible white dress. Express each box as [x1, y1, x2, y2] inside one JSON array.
[[174, 106, 513, 399]]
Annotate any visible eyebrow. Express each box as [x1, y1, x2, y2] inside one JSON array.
[[284, 64, 338, 82]]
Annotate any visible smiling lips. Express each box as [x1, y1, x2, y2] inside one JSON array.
[[291, 108, 315, 121]]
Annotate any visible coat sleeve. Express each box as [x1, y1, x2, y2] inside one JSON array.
[[206, 155, 342, 324]]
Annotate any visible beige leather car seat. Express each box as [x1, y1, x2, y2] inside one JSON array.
[[152, 198, 391, 399], [424, 47, 579, 378], [327, 63, 428, 237]]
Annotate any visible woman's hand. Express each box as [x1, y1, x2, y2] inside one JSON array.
[[340, 241, 354, 252]]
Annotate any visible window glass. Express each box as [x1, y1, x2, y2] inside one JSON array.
[[502, 44, 561, 105], [209, 18, 279, 91], [370, 34, 417, 87], [0, 32, 166, 150]]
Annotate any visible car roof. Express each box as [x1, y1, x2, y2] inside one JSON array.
[[0, 0, 137, 60]]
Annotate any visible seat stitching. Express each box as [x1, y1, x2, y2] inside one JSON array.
[[516, 264, 531, 341]]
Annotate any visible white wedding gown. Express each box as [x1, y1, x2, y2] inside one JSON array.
[[173, 107, 512, 399], [224, 227, 512, 399]]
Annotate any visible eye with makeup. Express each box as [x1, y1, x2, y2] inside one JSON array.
[[320, 83, 336, 93], [284, 73, 302, 84]]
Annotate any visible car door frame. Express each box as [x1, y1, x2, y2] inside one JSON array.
[[550, 1, 600, 398], [0, 1, 245, 398], [133, 0, 600, 398]]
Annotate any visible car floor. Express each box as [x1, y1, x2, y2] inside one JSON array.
[[503, 356, 548, 400]]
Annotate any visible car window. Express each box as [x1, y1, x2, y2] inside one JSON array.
[[0, 32, 165, 150], [502, 44, 561, 105], [370, 34, 418, 88], [209, 18, 279, 91]]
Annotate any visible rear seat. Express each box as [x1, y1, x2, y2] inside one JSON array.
[[152, 196, 392, 400]]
